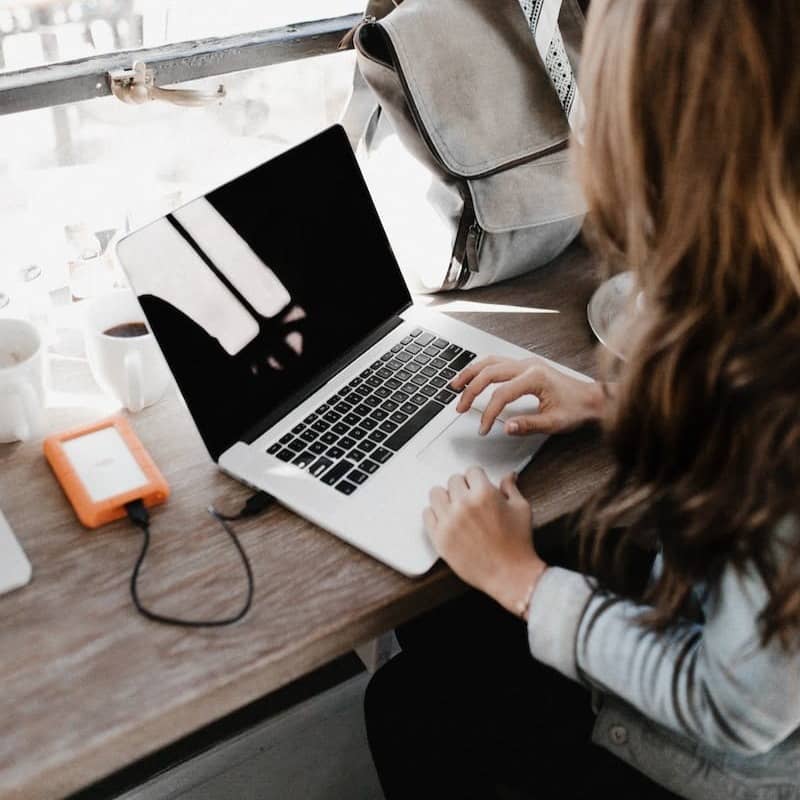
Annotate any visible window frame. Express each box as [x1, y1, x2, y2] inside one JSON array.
[[0, 13, 361, 116]]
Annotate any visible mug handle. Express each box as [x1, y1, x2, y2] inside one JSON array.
[[7, 380, 41, 441], [124, 351, 144, 413]]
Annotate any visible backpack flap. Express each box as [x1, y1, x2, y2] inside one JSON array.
[[375, 0, 570, 177]]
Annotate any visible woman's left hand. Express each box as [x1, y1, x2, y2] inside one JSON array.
[[423, 467, 547, 617]]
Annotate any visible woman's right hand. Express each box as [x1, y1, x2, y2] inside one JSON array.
[[450, 356, 606, 436]]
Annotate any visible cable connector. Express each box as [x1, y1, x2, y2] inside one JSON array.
[[126, 498, 150, 530]]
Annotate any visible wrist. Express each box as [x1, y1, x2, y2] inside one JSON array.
[[493, 555, 547, 619], [582, 381, 608, 424]]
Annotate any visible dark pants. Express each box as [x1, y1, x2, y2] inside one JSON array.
[[364, 517, 679, 800]]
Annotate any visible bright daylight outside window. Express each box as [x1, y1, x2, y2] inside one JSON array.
[[0, 0, 361, 373]]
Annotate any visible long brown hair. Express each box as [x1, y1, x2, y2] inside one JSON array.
[[576, 0, 800, 646]]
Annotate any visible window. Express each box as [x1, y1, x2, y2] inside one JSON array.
[[0, 1, 363, 321]]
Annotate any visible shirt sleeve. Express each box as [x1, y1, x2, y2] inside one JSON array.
[[526, 523, 800, 755]]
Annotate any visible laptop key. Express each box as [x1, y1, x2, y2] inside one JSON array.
[[411, 374, 427, 387], [409, 328, 423, 338], [430, 376, 447, 389], [348, 377, 362, 387], [336, 481, 357, 496], [343, 413, 361, 426], [332, 422, 349, 436], [421, 366, 437, 378], [360, 439, 377, 452], [386, 359, 403, 371], [401, 382, 418, 395], [310, 457, 333, 477], [300, 430, 318, 443], [432, 338, 449, 349], [339, 436, 357, 451], [350, 449, 367, 462], [400, 402, 418, 415], [362, 459, 380, 474], [374, 386, 391, 398], [413, 353, 431, 365], [360, 369, 373, 379], [367, 376, 382, 387], [361, 418, 378, 430], [380, 353, 393, 362], [364, 395, 381, 408], [401, 336, 413, 345], [350, 427, 367, 440], [405, 362, 422, 373], [267, 443, 281, 455], [292, 423, 305, 435], [288, 439, 306, 453], [322, 460, 355, 485], [349, 469, 369, 485], [333, 401, 353, 414], [450, 351, 477, 371], [316, 404, 330, 414], [381, 399, 399, 412], [369, 429, 388, 443], [371, 361, 383, 370], [416, 333, 435, 346], [396, 369, 412, 383], [430, 357, 447, 369], [323, 411, 342, 424], [342, 391, 361, 405], [354, 403, 371, 416], [405, 342, 422, 355], [303, 414, 318, 425], [279, 433, 292, 444], [396, 352, 412, 363], [384, 401, 446, 451], [379, 420, 398, 434], [385, 377, 401, 390], [371, 408, 389, 421], [277, 449, 295, 462], [390, 411, 408, 424], [435, 390, 457, 404], [423, 345, 441, 357], [376, 368, 392, 380], [410, 393, 427, 406], [321, 432, 338, 445], [310, 441, 327, 455], [327, 446, 346, 460], [391, 343, 403, 353], [420, 384, 437, 397], [439, 344, 463, 362], [373, 447, 393, 464], [440, 367, 457, 381], [293, 451, 316, 469], [392, 391, 410, 404], [312, 420, 328, 434], [355, 384, 371, 397]]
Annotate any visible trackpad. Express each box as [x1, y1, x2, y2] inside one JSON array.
[[417, 410, 545, 484]]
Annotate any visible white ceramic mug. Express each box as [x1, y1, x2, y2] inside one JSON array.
[[84, 291, 171, 413], [0, 319, 46, 443]]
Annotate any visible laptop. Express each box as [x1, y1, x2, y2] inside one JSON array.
[[116, 125, 588, 576]]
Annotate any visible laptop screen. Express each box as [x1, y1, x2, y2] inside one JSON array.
[[117, 126, 412, 461]]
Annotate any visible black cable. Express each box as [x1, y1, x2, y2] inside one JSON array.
[[125, 491, 272, 628]]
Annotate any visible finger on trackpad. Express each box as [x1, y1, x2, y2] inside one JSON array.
[[416, 410, 545, 483], [469, 386, 541, 421]]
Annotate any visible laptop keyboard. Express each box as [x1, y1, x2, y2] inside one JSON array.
[[266, 327, 476, 495]]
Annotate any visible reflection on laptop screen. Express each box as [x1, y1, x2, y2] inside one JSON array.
[[118, 126, 412, 460]]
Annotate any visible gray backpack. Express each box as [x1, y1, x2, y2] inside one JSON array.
[[342, 0, 586, 292]]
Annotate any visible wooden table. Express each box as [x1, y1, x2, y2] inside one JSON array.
[[0, 242, 611, 800]]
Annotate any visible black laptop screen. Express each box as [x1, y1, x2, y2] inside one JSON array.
[[118, 126, 412, 460]]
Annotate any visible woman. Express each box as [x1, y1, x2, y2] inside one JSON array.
[[364, 1, 800, 798]]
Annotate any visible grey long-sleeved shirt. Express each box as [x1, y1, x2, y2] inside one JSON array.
[[527, 517, 800, 799]]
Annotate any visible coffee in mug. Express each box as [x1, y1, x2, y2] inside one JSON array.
[[103, 322, 149, 339], [84, 291, 171, 413]]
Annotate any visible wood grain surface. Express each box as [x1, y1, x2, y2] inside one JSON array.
[[0, 241, 611, 800]]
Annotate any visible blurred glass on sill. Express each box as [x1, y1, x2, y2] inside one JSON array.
[[0, 49, 357, 332]]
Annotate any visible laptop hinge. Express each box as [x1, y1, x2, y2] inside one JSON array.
[[238, 311, 409, 449]]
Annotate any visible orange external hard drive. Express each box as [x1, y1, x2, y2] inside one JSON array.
[[44, 415, 169, 528]]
